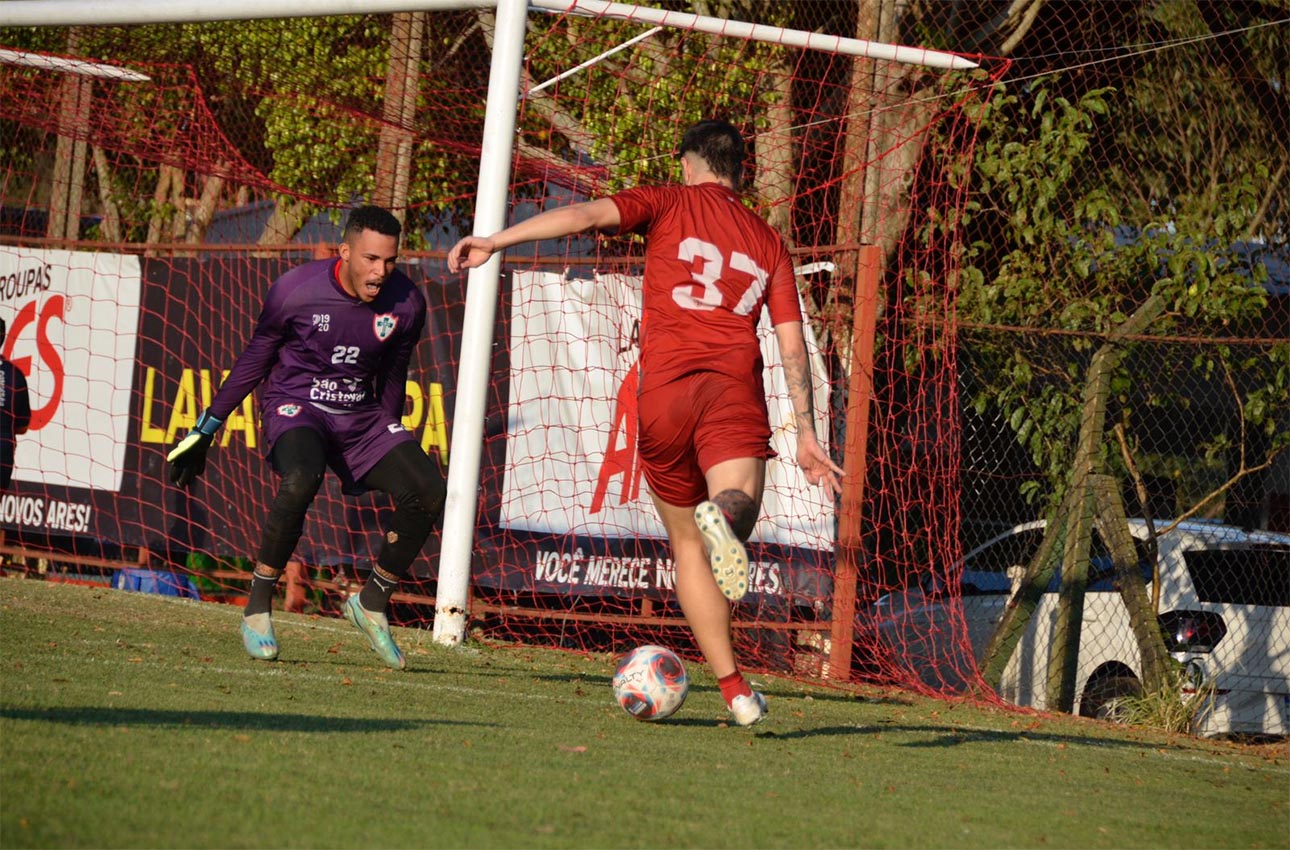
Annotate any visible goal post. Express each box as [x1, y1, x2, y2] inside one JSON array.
[[431, 3, 977, 646], [0, 4, 1006, 693], [0, 0, 976, 70], [433, 0, 527, 645]]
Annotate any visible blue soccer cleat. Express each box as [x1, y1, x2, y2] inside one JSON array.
[[241, 612, 279, 661], [695, 500, 750, 602], [342, 595, 406, 670]]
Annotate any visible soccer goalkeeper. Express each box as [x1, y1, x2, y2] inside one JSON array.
[[168, 205, 445, 669], [448, 119, 843, 726]]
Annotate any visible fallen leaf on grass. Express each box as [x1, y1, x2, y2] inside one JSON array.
[[557, 745, 587, 753], [340, 677, 353, 686]]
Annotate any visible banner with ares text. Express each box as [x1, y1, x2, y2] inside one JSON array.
[[1, 248, 141, 493], [0, 248, 456, 574], [478, 269, 837, 604]]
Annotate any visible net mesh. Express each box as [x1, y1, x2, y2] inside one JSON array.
[[2, 3, 1286, 730]]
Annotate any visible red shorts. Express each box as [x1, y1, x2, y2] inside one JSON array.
[[636, 371, 773, 508]]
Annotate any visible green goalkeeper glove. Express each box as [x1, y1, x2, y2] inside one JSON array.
[[167, 411, 222, 488]]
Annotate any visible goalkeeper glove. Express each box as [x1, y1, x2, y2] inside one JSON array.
[[167, 410, 223, 488]]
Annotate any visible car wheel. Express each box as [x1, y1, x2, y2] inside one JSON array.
[[1079, 675, 1142, 721]]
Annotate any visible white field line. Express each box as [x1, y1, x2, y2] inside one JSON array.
[[25, 634, 1290, 776], [58, 650, 573, 704]]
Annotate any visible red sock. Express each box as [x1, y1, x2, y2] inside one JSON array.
[[718, 671, 752, 707]]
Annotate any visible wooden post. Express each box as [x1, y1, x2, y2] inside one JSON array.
[[828, 244, 882, 680]]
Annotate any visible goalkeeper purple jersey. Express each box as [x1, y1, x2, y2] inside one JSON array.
[[209, 257, 426, 424]]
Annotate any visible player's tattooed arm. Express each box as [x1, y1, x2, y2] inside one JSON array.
[[773, 321, 819, 437], [774, 320, 844, 495]]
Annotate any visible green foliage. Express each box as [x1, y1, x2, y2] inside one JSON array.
[[1, 18, 473, 244], [955, 2, 1290, 516], [522, 11, 788, 194], [1108, 665, 1216, 736]]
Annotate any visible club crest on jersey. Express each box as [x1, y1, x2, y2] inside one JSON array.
[[373, 313, 398, 341], [277, 404, 302, 417]]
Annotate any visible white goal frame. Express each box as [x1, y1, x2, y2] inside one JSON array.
[[1, 0, 977, 645]]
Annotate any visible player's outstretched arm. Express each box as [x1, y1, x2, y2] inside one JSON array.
[[773, 320, 844, 496], [447, 199, 622, 273]]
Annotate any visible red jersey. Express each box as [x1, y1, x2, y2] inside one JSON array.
[[609, 183, 802, 393]]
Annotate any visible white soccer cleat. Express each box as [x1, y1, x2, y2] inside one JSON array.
[[729, 691, 768, 727], [695, 500, 749, 601]]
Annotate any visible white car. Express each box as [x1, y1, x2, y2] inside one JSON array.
[[864, 519, 1290, 737]]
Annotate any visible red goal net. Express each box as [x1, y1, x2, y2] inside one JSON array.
[[0, 10, 1007, 696]]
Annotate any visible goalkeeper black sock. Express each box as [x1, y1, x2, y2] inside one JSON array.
[[358, 565, 403, 614], [243, 566, 282, 617]]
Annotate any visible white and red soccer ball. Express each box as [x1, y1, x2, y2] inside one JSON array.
[[612, 644, 689, 721]]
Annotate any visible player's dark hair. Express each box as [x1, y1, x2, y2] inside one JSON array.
[[344, 205, 402, 241], [677, 119, 746, 187]]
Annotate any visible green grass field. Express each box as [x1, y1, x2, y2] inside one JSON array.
[[2, 576, 1286, 849]]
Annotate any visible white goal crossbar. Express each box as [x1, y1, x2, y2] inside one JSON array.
[[0, 0, 976, 69], [1, 0, 978, 646]]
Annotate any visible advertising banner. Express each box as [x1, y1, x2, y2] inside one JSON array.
[[482, 270, 837, 602], [1, 248, 140, 492], [0, 253, 834, 607]]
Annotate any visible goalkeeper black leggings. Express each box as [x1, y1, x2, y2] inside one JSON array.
[[257, 427, 446, 576]]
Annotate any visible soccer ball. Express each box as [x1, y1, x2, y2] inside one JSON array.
[[612, 644, 689, 721]]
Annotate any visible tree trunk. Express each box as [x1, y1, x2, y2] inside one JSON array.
[[1047, 462, 1095, 711], [179, 172, 227, 254], [982, 294, 1167, 702], [48, 27, 91, 243], [256, 196, 313, 256], [832, 0, 881, 379], [144, 165, 178, 255], [1090, 473, 1175, 694], [91, 146, 122, 244], [1046, 294, 1167, 710], [979, 486, 1070, 689], [753, 61, 794, 241], [374, 11, 425, 222]]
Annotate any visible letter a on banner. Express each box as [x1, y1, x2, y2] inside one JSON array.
[[590, 361, 642, 513]]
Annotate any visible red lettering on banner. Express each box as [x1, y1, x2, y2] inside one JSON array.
[[589, 362, 643, 514], [5, 295, 65, 430]]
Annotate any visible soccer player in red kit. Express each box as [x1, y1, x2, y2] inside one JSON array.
[[448, 119, 843, 726]]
